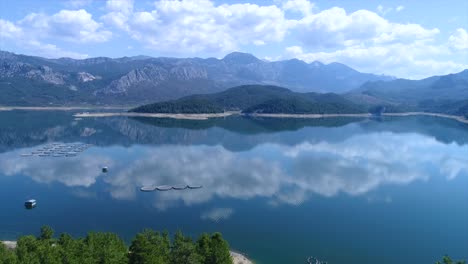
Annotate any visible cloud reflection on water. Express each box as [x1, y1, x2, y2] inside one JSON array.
[[1, 132, 467, 209]]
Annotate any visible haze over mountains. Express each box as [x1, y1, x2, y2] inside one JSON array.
[[0, 50, 393, 106]]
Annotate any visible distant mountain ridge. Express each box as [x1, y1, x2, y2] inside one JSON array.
[[0, 50, 393, 106], [347, 69, 468, 116]]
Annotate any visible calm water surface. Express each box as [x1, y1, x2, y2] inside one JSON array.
[[0, 111, 467, 263]]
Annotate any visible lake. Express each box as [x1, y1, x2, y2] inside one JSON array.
[[0, 110, 467, 263]]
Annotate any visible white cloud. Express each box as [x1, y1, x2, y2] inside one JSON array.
[[65, 0, 93, 8], [0, 8, 110, 58], [293, 7, 439, 48], [281, 0, 314, 16], [26, 40, 89, 59], [19, 9, 112, 43], [285, 41, 467, 79], [377, 5, 404, 15], [377, 5, 392, 15], [101, 0, 134, 30], [280, 4, 468, 79], [0, 0, 465, 77], [102, 0, 288, 54], [449, 28, 468, 50], [0, 19, 23, 39]]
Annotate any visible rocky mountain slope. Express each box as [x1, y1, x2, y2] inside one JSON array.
[[0, 50, 393, 106]]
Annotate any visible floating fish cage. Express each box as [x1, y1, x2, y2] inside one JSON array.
[[172, 185, 188, 190], [155, 185, 172, 191], [20, 143, 93, 158], [140, 186, 156, 192], [307, 257, 328, 264], [140, 184, 202, 192]]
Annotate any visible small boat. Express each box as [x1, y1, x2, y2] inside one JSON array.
[[24, 199, 37, 209], [156, 185, 172, 191], [140, 186, 156, 192], [102, 167, 108, 173], [172, 185, 188, 190], [20, 154, 33, 157], [187, 185, 203, 189]]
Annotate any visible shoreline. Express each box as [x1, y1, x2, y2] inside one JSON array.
[[0, 106, 131, 111], [74, 111, 240, 120], [0, 106, 466, 124], [73, 111, 468, 124], [230, 250, 254, 264], [1, 241, 252, 263]]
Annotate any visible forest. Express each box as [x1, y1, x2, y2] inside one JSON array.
[[0, 226, 232, 264]]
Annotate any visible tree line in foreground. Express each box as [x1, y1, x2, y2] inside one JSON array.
[[0, 226, 232, 264]]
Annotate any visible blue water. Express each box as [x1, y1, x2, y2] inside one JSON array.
[[0, 111, 467, 263]]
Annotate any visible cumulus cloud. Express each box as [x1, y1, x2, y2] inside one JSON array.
[[0, 19, 23, 39], [281, 0, 314, 16], [293, 7, 439, 49], [102, 0, 288, 54], [449, 28, 468, 50], [65, 0, 93, 8], [101, 0, 134, 30], [19, 9, 111, 43], [285, 40, 467, 79], [1, 8, 110, 58], [25, 40, 89, 59], [95, 0, 454, 78]]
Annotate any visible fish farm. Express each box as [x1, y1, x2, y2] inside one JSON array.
[[140, 185, 203, 192], [20, 143, 93, 158]]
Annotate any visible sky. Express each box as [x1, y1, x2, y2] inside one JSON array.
[[0, 0, 467, 79]]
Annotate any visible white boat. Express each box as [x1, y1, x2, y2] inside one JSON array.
[[24, 199, 37, 209]]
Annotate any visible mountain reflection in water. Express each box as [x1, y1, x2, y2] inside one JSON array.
[[0, 111, 467, 264]]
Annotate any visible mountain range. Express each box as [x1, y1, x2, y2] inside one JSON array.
[[1, 50, 467, 116], [0, 50, 393, 106], [347, 69, 468, 116]]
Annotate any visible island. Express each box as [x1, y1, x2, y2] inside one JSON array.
[[72, 84, 468, 124]]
